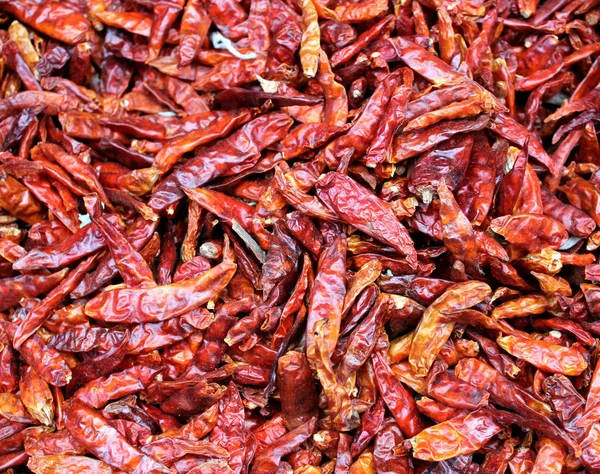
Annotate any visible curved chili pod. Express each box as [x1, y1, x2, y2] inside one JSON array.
[[409, 281, 492, 377], [316, 172, 416, 264], [85, 256, 236, 323], [490, 214, 568, 251], [496, 335, 588, 376], [64, 400, 172, 474], [409, 409, 503, 462]]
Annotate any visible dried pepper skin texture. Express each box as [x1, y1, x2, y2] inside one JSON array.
[[409, 134, 473, 192], [64, 400, 173, 474], [73, 366, 160, 409], [540, 186, 596, 238], [315, 172, 416, 264], [148, 112, 292, 212], [27, 454, 119, 474], [0, 270, 67, 312], [409, 409, 503, 462], [490, 214, 569, 251], [13, 254, 98, 349], [409, 281, 492, 377], [12, 220, 115, 271], [0, 0, 599, 471], [560, 177, 600, 227], [0, 1, 91, 45], [531, 438, 566, 474], [365, 66, 413, 167], [437, 180, 481, 277], [20, 367, 54, 426], [306, 234, 346, 362], [85, 257, 237, 323], [277, 351, 318, 431], [496, 335, 588, 376], [372, 336, 425, 438], [0, 174, 45, 224]]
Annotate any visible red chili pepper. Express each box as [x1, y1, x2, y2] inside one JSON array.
[[0, 2, 597, 471]]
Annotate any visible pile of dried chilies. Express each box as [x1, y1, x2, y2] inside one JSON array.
[[0, 0, 599, 472]]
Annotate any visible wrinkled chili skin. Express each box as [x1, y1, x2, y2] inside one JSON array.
[[149, 112, 292, 212], [64, 400, 172, 473], [277, 351, 318, 430], [316, 172, 417, 264], [0, 0, 599, 471]]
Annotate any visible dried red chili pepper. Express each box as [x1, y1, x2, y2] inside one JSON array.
[[149, 111, 292, 212], [409, 281, 491, 377], [0, 0, 598, 470], [64, 399, 172, 473], [277, 350, 318, 431], [497, 334, 588, 376], [316, 172, 417, 264], [409, 408, 503, 462], [371, 337, 425, 438], [364, 67, 413, 167], [85, 239, 236, 323]]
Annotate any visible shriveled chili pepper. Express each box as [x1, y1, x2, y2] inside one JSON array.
[[316, 172, 417, 264], [0, 1, 598, 470], [455, 358, 581, 454], [13, 254, 97, 349], [438, 180, 482, 277], [318, 68, 404, 167], [409, 281, 491, 377], [85, 239, 236, 323], [13, 218, 114, 271], [408, 408, 503, 462], [152, 109, 253, 175], [331, 15, 394, 68], [364, 67, 413, 167], [64, 399, 172, 474], [372, 335, 425, 437], [277, 350, 318, 430], [0, 0, 92, 45], [149, 111, 292, 212], [251, 418, 316, 474], [497, 334, 588, 376], [305, 234, 346, 363], [72, 217, 158, 297]]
